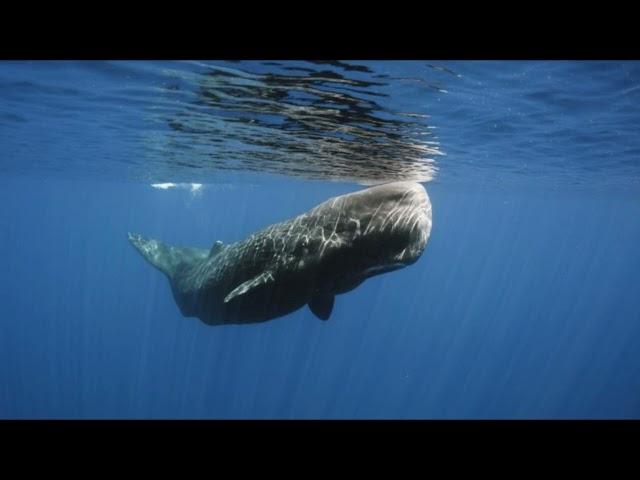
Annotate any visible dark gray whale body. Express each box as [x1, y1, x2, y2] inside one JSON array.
[[129, 181, 432, 325]]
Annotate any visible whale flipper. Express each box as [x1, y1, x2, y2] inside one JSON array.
[[308, 294, 334, 321], [128, 232, 207, 278], [224, 271, 275, 303]]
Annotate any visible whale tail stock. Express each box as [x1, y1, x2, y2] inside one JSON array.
[[128, 232, 208, 278]]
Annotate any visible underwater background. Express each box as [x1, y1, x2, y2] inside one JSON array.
[[0, 60, 639, 419]]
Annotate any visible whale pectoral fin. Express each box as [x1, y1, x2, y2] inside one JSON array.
[[308, 294, 334, 321], [224, 271, 275, 303]]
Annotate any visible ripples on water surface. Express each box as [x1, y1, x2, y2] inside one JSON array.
[[1, 60, 638, 190]]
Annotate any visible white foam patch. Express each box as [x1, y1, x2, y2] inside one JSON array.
[[151, 182, 204, 195], [151, 182, 177, 190]]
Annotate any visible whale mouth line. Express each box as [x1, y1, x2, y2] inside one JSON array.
[[362, 262, 407, 277]]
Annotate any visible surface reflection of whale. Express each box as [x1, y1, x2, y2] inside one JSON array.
[[129, 181, 432, 325]]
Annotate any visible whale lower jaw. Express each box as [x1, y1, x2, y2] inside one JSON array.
[[362, 262, 406, 277]]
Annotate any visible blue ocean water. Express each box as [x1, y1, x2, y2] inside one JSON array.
[[0, 60, 639, 419]]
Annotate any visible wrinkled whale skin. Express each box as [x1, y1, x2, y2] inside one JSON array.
[[129, 181, 432, 325]]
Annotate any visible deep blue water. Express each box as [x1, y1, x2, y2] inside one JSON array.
[[1, 61, 639, 418]]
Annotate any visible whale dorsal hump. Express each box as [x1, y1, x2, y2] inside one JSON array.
[[209, 240, 224, 258], [224, 270, 275, 303], [308, 294, 334, 321]]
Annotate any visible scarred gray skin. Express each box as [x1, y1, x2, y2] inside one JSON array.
[[128, 181, 432, 325]]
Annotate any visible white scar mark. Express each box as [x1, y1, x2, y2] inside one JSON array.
[[286, 217, 300, 236], [391, 206, 412, 231], [409, 213, 422, 234], [421, 203, 433, 232], [395, 248, 407, 261], [332, 209, 341, 237], [379, 190, 414, 232], [348, 218, 361, 237], [318, 209, 344, 258], [363, 200, 386, 235]]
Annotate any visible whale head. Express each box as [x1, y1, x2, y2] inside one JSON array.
[[311, 181, 432, 294], [351, 181, 432, 274]]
